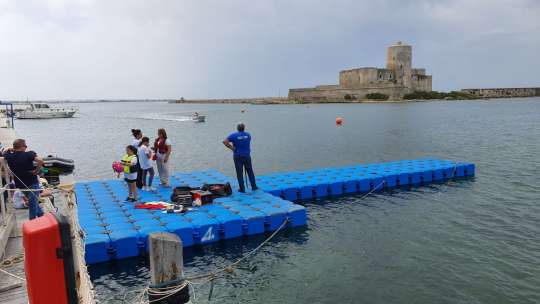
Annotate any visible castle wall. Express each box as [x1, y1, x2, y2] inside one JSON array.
[[288, 86, 408, 102], [412, 68, 426, 76], [315, 85, 340, 90], [339, 68, 397, 89], [461, 88, 540, 98], [411, 75, 432, 92], [339, 68, 379, 88], [377, 69, 394, 81]]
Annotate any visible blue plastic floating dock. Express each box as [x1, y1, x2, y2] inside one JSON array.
[[78, 159, 474, 264]]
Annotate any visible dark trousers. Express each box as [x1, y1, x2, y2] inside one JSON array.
[[234, 155, 257, 192]]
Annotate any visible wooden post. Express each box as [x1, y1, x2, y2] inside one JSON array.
[[148, 232, 189, 304]]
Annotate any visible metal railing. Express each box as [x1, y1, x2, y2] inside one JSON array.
[[0, 102, 15, 129], [0, 158, 13, 226]]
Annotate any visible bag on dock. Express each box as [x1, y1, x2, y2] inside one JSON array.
[[171, 185, 196, 208], [201, 182, 232, 197]]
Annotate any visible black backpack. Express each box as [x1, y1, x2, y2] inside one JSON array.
[[171, 185, 195, 208], [201, 183, 232, 197]]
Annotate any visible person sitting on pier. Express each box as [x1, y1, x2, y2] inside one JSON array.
[[222, 123, 258, 193], [4, 139, 44, 219], [12, 188, 28, 209]]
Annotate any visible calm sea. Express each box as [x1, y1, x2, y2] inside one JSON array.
[[16, 99, 540, 303]]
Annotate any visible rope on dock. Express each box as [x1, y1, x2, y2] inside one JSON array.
[[123, 180, 392, 303], [0, 267, 26, 282], [126, 218, 290, 304], [1, 253, 24, 267], [188, 217, 290, 281]]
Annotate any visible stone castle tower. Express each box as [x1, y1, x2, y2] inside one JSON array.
[[386, 41, 412, 88], [289, 42, 432, 101]]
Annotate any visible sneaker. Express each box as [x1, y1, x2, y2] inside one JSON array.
[[251, 187, 259, 191], [128, 197, 137, 202], [237, 189, 246, 193], [148, 186, 157, 192], [125, 196, 133, 202]]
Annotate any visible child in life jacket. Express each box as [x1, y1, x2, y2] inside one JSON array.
[[121, 145, 139, 202]]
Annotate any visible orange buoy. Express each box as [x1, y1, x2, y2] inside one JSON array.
[[335, 117, 343, 126]]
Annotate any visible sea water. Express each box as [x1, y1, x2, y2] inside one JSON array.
[[17, 99, 540, 303]]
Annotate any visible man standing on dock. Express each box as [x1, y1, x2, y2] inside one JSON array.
[[4, 139, 44, 219], [223, 123, 258, 193]]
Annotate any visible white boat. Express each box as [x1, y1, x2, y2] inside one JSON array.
[[191, 114, 205, 122], [16, 103, 77, 119]]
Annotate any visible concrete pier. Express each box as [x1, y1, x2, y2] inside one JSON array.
[[0, 126, 96, 304], [0, 127, 27, 304]]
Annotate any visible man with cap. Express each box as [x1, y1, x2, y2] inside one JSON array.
[[4, 139, 44, 219], [223, 123, 258, 193]]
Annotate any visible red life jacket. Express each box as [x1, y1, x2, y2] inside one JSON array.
[[154, 138, 168, 154]]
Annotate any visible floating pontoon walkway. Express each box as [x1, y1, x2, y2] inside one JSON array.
[[78, 159, 474, 264]]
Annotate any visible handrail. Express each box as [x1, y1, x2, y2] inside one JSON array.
[[0, 158, 13, 225]]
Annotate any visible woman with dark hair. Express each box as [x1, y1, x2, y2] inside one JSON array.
[[153, 128, 172, 187], [131, 129, 143, 148], [138, 137, 155, 191], [121, 145, 139, 202]]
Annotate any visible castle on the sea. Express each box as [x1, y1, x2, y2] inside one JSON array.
[[288, 42, 432, 101]]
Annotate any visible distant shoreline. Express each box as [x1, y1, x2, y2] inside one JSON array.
[[170, 95, 538, 104], [3, 95, 539, 105]]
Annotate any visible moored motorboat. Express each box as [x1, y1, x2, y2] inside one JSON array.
[[42, 156, 75, 185], [17, 103, 77, 119]]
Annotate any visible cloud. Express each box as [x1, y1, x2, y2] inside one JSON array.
[[0, 0, 538, 100]]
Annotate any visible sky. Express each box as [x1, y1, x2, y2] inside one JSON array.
[[0, 0, 539, 100]]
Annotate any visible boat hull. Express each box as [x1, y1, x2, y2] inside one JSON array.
[[192, 115, 205, 122], [17, 111, 76, 119]]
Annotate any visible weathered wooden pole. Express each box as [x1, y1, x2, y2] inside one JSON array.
[[148, 232, 190, 304]]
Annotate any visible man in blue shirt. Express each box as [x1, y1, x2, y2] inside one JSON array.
[[223, 123, 258, 193]]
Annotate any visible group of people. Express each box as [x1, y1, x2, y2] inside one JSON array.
[[120, 128, 172, 202], [120, 122, 258, 203], [0, 122, 259, 220]]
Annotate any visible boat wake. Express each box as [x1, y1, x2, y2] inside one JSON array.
[[138, 113, 192, 122]]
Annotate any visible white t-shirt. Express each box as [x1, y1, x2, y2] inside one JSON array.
[[156, 139, 172, 157], [123, 156, 138, 180], [137, 145, 153, 170], [131, 138, 141, 148], [13, 190, 27, 209]]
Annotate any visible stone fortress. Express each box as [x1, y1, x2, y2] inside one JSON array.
[[288, 42, 432, 101]]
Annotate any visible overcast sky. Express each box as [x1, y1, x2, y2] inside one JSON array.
[[1, 0, 539, 100]]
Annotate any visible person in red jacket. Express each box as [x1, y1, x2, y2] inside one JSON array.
[[153, 128, 172, 187]]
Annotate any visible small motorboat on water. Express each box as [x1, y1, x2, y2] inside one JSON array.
[[42, 156, 75, 185], [17, 103, 77, 119], [191, 113, 205, 122]]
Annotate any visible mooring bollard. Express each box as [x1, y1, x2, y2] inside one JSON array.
[[148, 232, 190, 304]]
